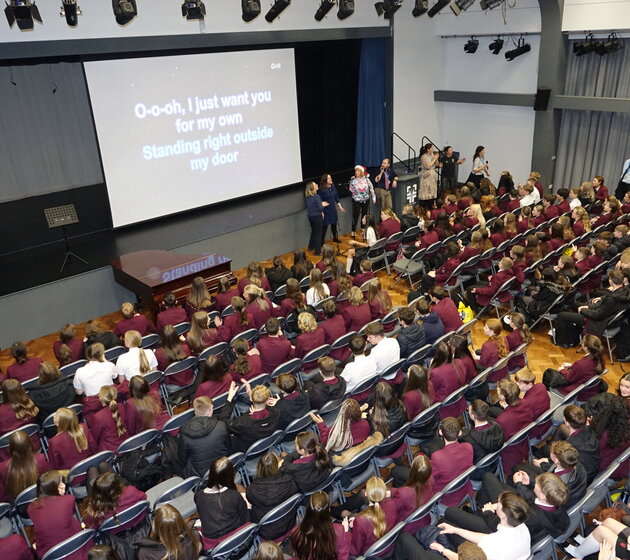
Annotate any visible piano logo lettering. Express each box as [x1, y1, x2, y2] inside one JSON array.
[[162, 255, 217, 283]]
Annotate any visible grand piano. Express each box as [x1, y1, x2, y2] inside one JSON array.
[[110, 250, 234, 317]]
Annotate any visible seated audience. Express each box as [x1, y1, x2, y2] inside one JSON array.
[[367, 278, 393, 323], [184, 276, 213, 319], [306, 268, 330, 307], [114, 302, 154, 338], [477, 319, 509, 383], [364, 322, 400, 378], [216, 296, 255, 341], [6, 341, 43, 383], [213, 277, 239, 314], [319, 300, 348, 361], [367, 381, 407, 438], [47, 407, 96, 470], [0, 429, 49, 502], [293, 312, 326, 365], [402, 364, 435, 419], [154, 324, 191, 372], [227, 385, 280, 453], [273, 374, 310, 429], [258, 317, 293, 374], [312, 399, 370, 456], [281, 430, 331, 492], [429, 342, 467, 419], [459, 400, 504, 480], [291, 250, 314, 281], [244, 284, 274, 328], [187, 310, 222, 355], [341, 286, 371, 332], [137, 503, 201, 560], [304, 356, 347, 410], [89, 385, 128, 453], [0, 378, 39, 435], [265, 255, 293, 293], [53, 323, 83, 365], [125, 375, 169, 434], [83, 319, 119, 353], [340, 336, 377, 394], [428, 286, 463, 332], [228, 338, 262, 382], [415, 297, 445, 344], [155, 292, 187, 333], [352, 260, 376, 288], [390, 455, 433, 534], [194, 355, 232, 400], [73, 343, 121, 418], [28, 361, 75, 424], [397, 306, 427, 360], [116, 330, 158, 381], [238, 261, 272, 294]]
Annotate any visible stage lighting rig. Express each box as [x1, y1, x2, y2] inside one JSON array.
[[242, 0, 260, 21], [337, 0, 353, 19], [573, 34, 596, 56], [464, 37, 479, 53], [595, 33, 621, 55], [112, 0, 137, 25], [480, 0, 502, 9], [451, 0, 474, 15], [488, 36, 504, 55], [412, 0, 428, 16], [5, 0, 42, 30], [505, 36, 531, 61], [265, 0, 290, 22], [181, 0, 205, 20], [315, 0, 334, 20], [427, 0, 450, 17], [60, 0, 80, 26], [374, 0, 402, 19]]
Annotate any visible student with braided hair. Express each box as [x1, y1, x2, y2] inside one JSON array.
[[89, 385, 128, 452]]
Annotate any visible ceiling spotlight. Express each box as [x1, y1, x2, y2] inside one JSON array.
[[112, 0, 137, 25], [265, 0, 290, 22], [488, 37, 504, 55], [427, 0, 450, 17], [451, 0, 474, 15], [242, 0, 260, 21], [60, 0, 80, 26], [464, 37, 479, 53], [181, 0, 205, 20], [315, 0, 334, 20], [337, 0, 353, 19], [595, 33, 621, 55], [573, 34, 596, 56], [505, 37, 531, 61], [5, 0, 42, 30], [374, 0, 401, 18], [480, 0, 502, 9], [412, 0, 428, 16]]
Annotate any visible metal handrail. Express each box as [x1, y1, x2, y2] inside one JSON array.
[[392, 132, 417, 173]]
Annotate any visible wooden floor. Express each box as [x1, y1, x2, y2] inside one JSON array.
[[0, 232, 626, 391]]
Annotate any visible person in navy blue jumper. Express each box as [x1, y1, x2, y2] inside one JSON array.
[[305, 181, 329, 256]]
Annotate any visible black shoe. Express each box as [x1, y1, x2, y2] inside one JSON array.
[[618, 355, 630, 363], [558, 343, 575, 349]]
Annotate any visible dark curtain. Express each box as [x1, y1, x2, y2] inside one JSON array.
[[354, 38, 386, 168]]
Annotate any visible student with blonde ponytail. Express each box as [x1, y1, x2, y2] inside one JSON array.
[[349, 477, 397, 556], [48, 407, 96, 470], [116, 330, 158, 381], [89, 386, 128, 452], [505, 313, 533, 371]]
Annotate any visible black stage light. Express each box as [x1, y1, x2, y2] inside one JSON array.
[[181, 0, 205, 20], [489, 37, 504, 55], [315, 0, 334, 20], [337, 0, 354, 19], [60, 0, 80, 26], [451, 0, 474, 15], [573, 34, 597, 56], [595, 33, 621, 55], [412, 0, 428, 16], [427, 0, 450, 17], [5, 0, 42, 30], [242, 0, 260, 21], [464, 37, 479, 53], [265, 0, 290, 22], [112, 0, 137, 25], [505, 37, 531, 61], [383, 0, 402, 18], [480, 0, 502, 9]]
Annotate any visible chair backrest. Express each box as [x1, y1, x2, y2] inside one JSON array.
[[401, 225, 420, 244], [317, 397, 345, 423], [220, 305, 234, 318], [104, 345, 127, 363], [282, 411, 316, 443], [207, 522, 257, 558], [330, 331, 357, 351], [244, 430, 283, 462], [163, 356, 197, 378], [460, 253, 483, 272], [14, 483, 38, 515], [161, 408, 195, 435], [432, 331, 453, 348], [270, 358, 302, 380], [379, 359, 405, 381], [142, 370, 163, 390], [314, 296, 335, 313], [301, 344, 331, 365], [256, 493, 302, 530], [21, 377, 39, 391], [0, 423, 41, 453], [455, 318, 477, 338], [404, 498, 437, 525], [405, 344, 433, 366], [346, 375, 379, 403], [424, 240, 443, 256], [41, 529, 97, 560], [299, 276, 311, 290], [59, 359, 87, 379], [273, 284, 287, 303], [363, 521, 405, 560], [385, 231, 403, 249], [605, 308, 628, 330], [409, 402, 441, 433], [374, 422, 410, 457], [230, 328, 258, 346], [68, 451, 115, 487], [116, 429, 160, 457], [141, 333, 161, 349], [467, 367, 492, 392], [366, 238, 388, 259], [440, 465, 475, 503], [341, 445, 378, 479], [440, 386, 468, 411], [303, 466, 343, 497], [154, 476, 201, 509], [198, 342, 229, 362], [493, 276, 516, 299], [380, 309, 399, 328], [99, 500, 150, 533]]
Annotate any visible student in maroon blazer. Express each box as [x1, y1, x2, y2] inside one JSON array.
[[6, 342, 43, 384], [351, 262, 375, 288], [515, 368, 551, 440], [468, 258, 514, 312], [243, 284, 274, 329], [114, 302, 154, 338], [390, 455, 434, 534], [125, 376, 170, 435], [378, 209, 402, 251], [155, 292, 188, 334], [556, 189, 571, 214], [0, 430, 49, 502], [434, 251, 461, 287], [430, 417, 474, 506], [505, 313, 533, 371], [478, 319, 510, 382], [0, 535, 32, 560], [194, 355, 232, 400], [542, 195, 560, 220], [52, 323, 84, 365], [418, 224, 440, 250], [228, 339, 262, 382], [28, 471, 82, 559], [293, 314, 326, 369], [572, 207, 589, 237], [82, 471, 148, 533], [213, 277, 240, 313], [349, 477, 398, 557], [0, 379, 39, 437], [314, 399, 371, 454], [553, 335, 605, 402], [47, 408, 97, 471], [237, 274, 272, 296], [319, 300, 348, 362], [494, 379, 535, 474], [429, 343, 467, 419], [154, 325, 192, 372], [341, 287, 371, 332], [88, 386, 129, 453], [257, 318, 294, 373], [428, 286, 463, 333], [216, 297, 255, 341]]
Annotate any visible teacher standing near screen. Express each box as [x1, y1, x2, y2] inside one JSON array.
[[319, 173, 345, 245], [305, 181, 329, 256]]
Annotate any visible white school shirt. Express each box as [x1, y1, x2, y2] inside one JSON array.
[[73, 360, 118, 396], [369, 337, 400, 375], [478, 523, 531, 560], [116, 346, 158, 381], [341, 354, 378, 393], [306, 283, 330, 306]]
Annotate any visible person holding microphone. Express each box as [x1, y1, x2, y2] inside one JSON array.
[[305, 181, 329, 256], [374, 158, 398, 215], [469, 145, 490, 189]]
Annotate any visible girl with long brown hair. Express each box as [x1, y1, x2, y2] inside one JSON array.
[[505, 313, 533, 371], [390, 455, 433, 533], [306, 268, 330, 307], [282, 431, 331, 493], [366, 278, 392, 322], [213, 276, 239, 313], [137, 503, 201, 560], [116, 330, 158, 381], [6, 341, 43, 384], [155, 324, 191, 372], [402, 364, 435, 419], [216, 296, 254, 341], [186, 311, 221, 355], [0, 378, 39, 435], [503, 212, 517, 238], [48, 407, 96, 470], [316, 243, 338, 272], [524, 234, 542, 264], [185, 276, 213, 319], [479, 318, 509, 383], [368, 381, 407, 438], [349, 477, 397, 556], [238, 261, 271, 294], [228, 337, 262, 382], [0, 429, 48, 501], [89, 385, 128, 452], [193, 354, 232, 400], [278, 277, 304, 317], [125, 375, 169, 434], [572, 206, 591, 235], [517, 205, 534, 233]]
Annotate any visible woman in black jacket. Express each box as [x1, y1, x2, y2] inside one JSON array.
[[282, 431, 331, 493], [28, 362, 75, 425], [265, 256, 293, 294], [246, 452, 298, 540], [137, 504, 201, 560]]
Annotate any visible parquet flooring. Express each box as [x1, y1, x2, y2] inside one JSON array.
[[0, 232, 626, 392]]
